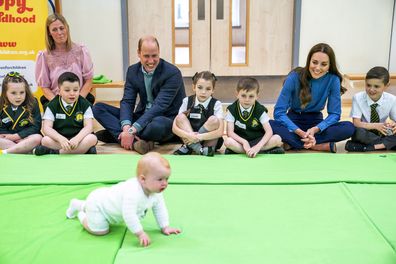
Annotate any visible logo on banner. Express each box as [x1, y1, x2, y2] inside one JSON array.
[[0, 0, 47, 94], [0, 0, 35, 23]]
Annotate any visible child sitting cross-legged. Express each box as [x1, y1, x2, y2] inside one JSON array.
[[0, 72, 42, 154], [33, 71, 97, 155], [345, 66, 396, 152], [224, 77, 284, 157], [172, 71, 224, 156]]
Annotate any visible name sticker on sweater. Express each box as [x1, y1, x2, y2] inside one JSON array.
[[2, 117, 11, 124], [1, 117, 11, 124], [189, 113, 201, 119], [56, 113, 66, 119], [235, 120, 246, 129]]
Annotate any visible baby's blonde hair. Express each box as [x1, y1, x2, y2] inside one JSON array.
[[136, 152, 170, 177]]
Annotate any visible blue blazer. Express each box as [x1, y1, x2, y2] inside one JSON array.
[[120, 59, 186, 130]]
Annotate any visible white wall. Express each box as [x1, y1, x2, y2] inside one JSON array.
[[300, 0, 393, 74], [62, 0, 124, 81], [390, 3, 396, 72]]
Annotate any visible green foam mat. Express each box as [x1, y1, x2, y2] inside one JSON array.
[[1, 154, 396, 185], [0, 184, 126, 264], [0, 154, 134, 185], [345, 183, 396, 249], [114, 184, 396, 264]]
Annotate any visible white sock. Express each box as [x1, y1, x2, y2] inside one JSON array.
[[1, 150, 7, 154], [66, 199, 85, 219], [77, 211, 87, 225]]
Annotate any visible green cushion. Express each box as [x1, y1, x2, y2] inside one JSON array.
[[114, 184, 396, 264], [1, 154, 396, 185], [1, 154, 396, 263], [346, 183, 396, 249], [0, 184, 126, 264]]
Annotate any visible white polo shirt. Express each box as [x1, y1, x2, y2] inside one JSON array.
[[350, 91, 396, 122]]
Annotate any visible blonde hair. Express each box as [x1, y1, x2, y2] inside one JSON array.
[[136, 152, 170, 176], [45, 13, 72, 52]]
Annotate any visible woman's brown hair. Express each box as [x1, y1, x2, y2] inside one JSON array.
[[297, 43, 346, 108]]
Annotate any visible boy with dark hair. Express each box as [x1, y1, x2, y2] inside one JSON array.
[[345, 66, 396, 151], [34, 72, 97, 155]]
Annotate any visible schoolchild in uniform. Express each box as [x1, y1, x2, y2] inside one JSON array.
[[345, 66, 396, 151], [0, 72, 42, 154], [224, 77, 284, 158], [172, 71, 224, 156], [33, 72, 97, 155]]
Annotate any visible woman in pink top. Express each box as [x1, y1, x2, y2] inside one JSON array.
[[35, 13, 95, 107]]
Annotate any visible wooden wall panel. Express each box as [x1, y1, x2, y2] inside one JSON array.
[[127, 0, 173, 64], [182, 0, 211, 76], [211, 0, 293, 76]]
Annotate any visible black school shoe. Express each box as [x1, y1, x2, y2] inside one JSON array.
[[173, 144, 192, 155], [95, 130, 118, 143], [344, 140, 375, 152], [33, 145, 59, 156], [85, 146, 97, 154], [259, 146, 285, 154], [200, 146, 215, 157], [224, 148, 237, 154]]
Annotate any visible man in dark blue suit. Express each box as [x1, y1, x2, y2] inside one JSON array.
[[93, 36, 185, 154]]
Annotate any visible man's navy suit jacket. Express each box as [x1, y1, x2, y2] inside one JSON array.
[[120, 59, 186, 130]]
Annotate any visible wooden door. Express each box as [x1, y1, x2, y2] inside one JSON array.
[[127, 0, 294, 76], [211, 0, 294, 76]]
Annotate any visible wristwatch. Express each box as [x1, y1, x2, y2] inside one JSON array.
[[128, 127, 136, 135]]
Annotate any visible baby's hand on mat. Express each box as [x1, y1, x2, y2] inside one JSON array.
[[136, 231, 151, 247], [162, 226, 181, 235]]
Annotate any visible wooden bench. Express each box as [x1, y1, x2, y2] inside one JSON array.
[[91, 81, 125, 104], [342, 73, 396, 106], [344, 73, 396, 81], [91, 81, 125, 97]]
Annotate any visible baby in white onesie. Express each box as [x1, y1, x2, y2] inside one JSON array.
[[66, 152, 181, 247]]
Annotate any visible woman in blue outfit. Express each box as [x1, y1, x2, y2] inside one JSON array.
[[270, 43, 355, 152]]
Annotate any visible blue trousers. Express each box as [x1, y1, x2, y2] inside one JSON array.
[[269, 111, 355, 149], [93, 102, 175, 143]]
